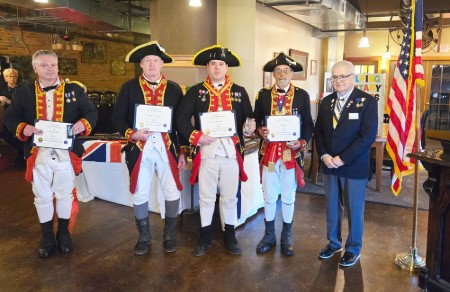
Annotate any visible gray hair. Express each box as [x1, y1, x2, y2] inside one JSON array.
[[331, 60, 355, 74], [32, 50, 58, 66]]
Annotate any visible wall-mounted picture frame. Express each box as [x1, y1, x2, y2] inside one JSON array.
[[289, 49, 308, 81], [263, 71, 272, 87], [310, 60, 317, 76], [111, 60, 125, 75], [81, 42, 107, 63], [59, 57, 77, 75]]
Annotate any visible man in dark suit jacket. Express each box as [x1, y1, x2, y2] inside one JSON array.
[[314, 60, 378, 267], [111, 41, 188, 256]]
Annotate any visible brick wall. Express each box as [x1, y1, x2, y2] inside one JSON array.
[[0, 26, 136, 93]]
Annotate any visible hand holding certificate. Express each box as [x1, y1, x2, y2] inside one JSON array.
[[199, 110, 237, 138], [134, 104, 173, 133], [33, 120, 74, 150], [265, 115, 301, 142]]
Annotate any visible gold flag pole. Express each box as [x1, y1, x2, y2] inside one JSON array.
[[394, 84, 426, 271]]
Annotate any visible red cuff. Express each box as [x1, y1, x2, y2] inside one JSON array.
[[125, 128, 137, 143], [16, 123, 29, 142], [189, 130, 203, 147], [78, 118, 93, 136]]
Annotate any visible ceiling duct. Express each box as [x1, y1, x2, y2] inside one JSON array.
[[258, 0, 365, 31], [0, 0, 150, 35]]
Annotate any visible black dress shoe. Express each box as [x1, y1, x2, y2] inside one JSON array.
[[339, 252, 360, 267], [318, 244, 343, 259], [192, 242, 212, 257]]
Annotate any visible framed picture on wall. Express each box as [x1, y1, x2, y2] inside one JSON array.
[[263, 71, 272, 87], [310, 60, 317, 76], [111, 60, 125, 75], [59, 58, 77, 75], [289, 49, 308, 81], [81, 42, 107, 63]]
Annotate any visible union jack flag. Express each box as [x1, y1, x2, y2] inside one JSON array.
[[386, 0, 424, 195], [82, 141, 124, 163]]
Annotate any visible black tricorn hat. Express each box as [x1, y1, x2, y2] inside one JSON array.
[[192, 45, 241, 67], [125, 41, 173, 63], [263, 52, 303, 72]]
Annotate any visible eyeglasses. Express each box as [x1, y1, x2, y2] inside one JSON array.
[[274, 68, 292, 75], [331, 74, 353, 82], [5, 75, 18, 78]]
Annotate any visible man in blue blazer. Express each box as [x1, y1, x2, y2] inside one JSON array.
[[314, 60, 378, 267]]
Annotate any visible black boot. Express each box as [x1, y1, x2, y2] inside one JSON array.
[[192, 225, 212, 257], [163, 217, 177, 253], [38, 220, 56, 258], [135, 217, 151, 255], [56, 218, 73, 253], [223, 224, 242, 255], [256, 220, 276, 254], [280, 222, 294, 256]]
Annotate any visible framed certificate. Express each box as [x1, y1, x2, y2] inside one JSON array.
[[133, 104, 173, 133], [33, 120, 74, 150], [199, 110, 237, 138], [265, 115, 301, 142]]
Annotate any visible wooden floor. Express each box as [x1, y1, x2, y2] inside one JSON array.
[[0, 144, 428, 292]]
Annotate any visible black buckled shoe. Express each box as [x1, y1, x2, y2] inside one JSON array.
[[135, 217, 151, 255], [163, 217, 177, 253], [280, 222, 294, 257], [256, 220, 276, 254], [224, 224, 242, 255], [339, 252, 360, 267], [38, 220, 56, 259], [193, 225, 212, 257], [56, 218, 73, 253], [318, 244, 343, 259]]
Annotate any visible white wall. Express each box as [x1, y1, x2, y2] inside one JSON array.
[[255, 3, 323, 115]]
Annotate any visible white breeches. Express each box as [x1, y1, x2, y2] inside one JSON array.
[[198, 156, 239, 227], [32, 150, 75, 223], [133, 147, 180, 205], [261, 159, 297, 222]]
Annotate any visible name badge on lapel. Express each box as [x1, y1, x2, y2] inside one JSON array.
[[349, 113, 359, 120]]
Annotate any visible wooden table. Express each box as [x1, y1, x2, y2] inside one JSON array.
[[311, 136, 387, 192]]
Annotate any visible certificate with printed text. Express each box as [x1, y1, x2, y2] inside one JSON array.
[[265, 115, 301, 142], [134, 104, 172, 133], [199, 110, 237, 138], [33, 120, 74, 150]]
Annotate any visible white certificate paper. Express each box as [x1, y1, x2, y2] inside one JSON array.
[[134, 104, 172, 133], [33, 120, 74, 150], [266, 115, 301, 142], [199, 110, 237, 138]]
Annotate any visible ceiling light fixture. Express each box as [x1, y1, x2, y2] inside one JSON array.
[[359, 32, 370, 48], [358, 0, 370, 48], [189, 0, 202, 7], [383, 30, 391, 59], [34, 0, 49, 3]]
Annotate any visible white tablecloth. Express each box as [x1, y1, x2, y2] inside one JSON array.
[[75, 140, 264, 225]]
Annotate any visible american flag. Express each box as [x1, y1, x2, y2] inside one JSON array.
[[386, 0, 424, 195]]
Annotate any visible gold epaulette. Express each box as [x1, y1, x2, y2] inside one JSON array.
[[66, 80, 87, 93]]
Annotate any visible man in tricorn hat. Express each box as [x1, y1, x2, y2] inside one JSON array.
[[254, 52, 313, 256], [175, 45, 255, 256], [111, 41, 188, 255]]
